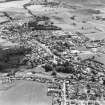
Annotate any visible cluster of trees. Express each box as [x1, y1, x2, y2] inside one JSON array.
[[0, 46, 31, 73], [43, 61, 75, 74], [26, 16, 61, 30]]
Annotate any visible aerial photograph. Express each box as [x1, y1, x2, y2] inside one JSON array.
[[1, 0, 105, 105]]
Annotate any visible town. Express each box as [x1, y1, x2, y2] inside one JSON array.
[[1, 66, 105, 105], [0, 16, 105, 105], [0, 0, 105, 105]]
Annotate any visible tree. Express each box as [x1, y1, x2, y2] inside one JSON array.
[[56, 66, 65, 72], [51, 71, 57, 76], [43, 64, 53, 72]]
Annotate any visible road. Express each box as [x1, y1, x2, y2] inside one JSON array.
[[0, 80, 51, 105]]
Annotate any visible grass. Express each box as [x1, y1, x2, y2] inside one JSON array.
[[0, 80, 51, 105]]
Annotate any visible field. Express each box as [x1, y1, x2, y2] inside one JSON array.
[[0, 80, 51, 105]]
